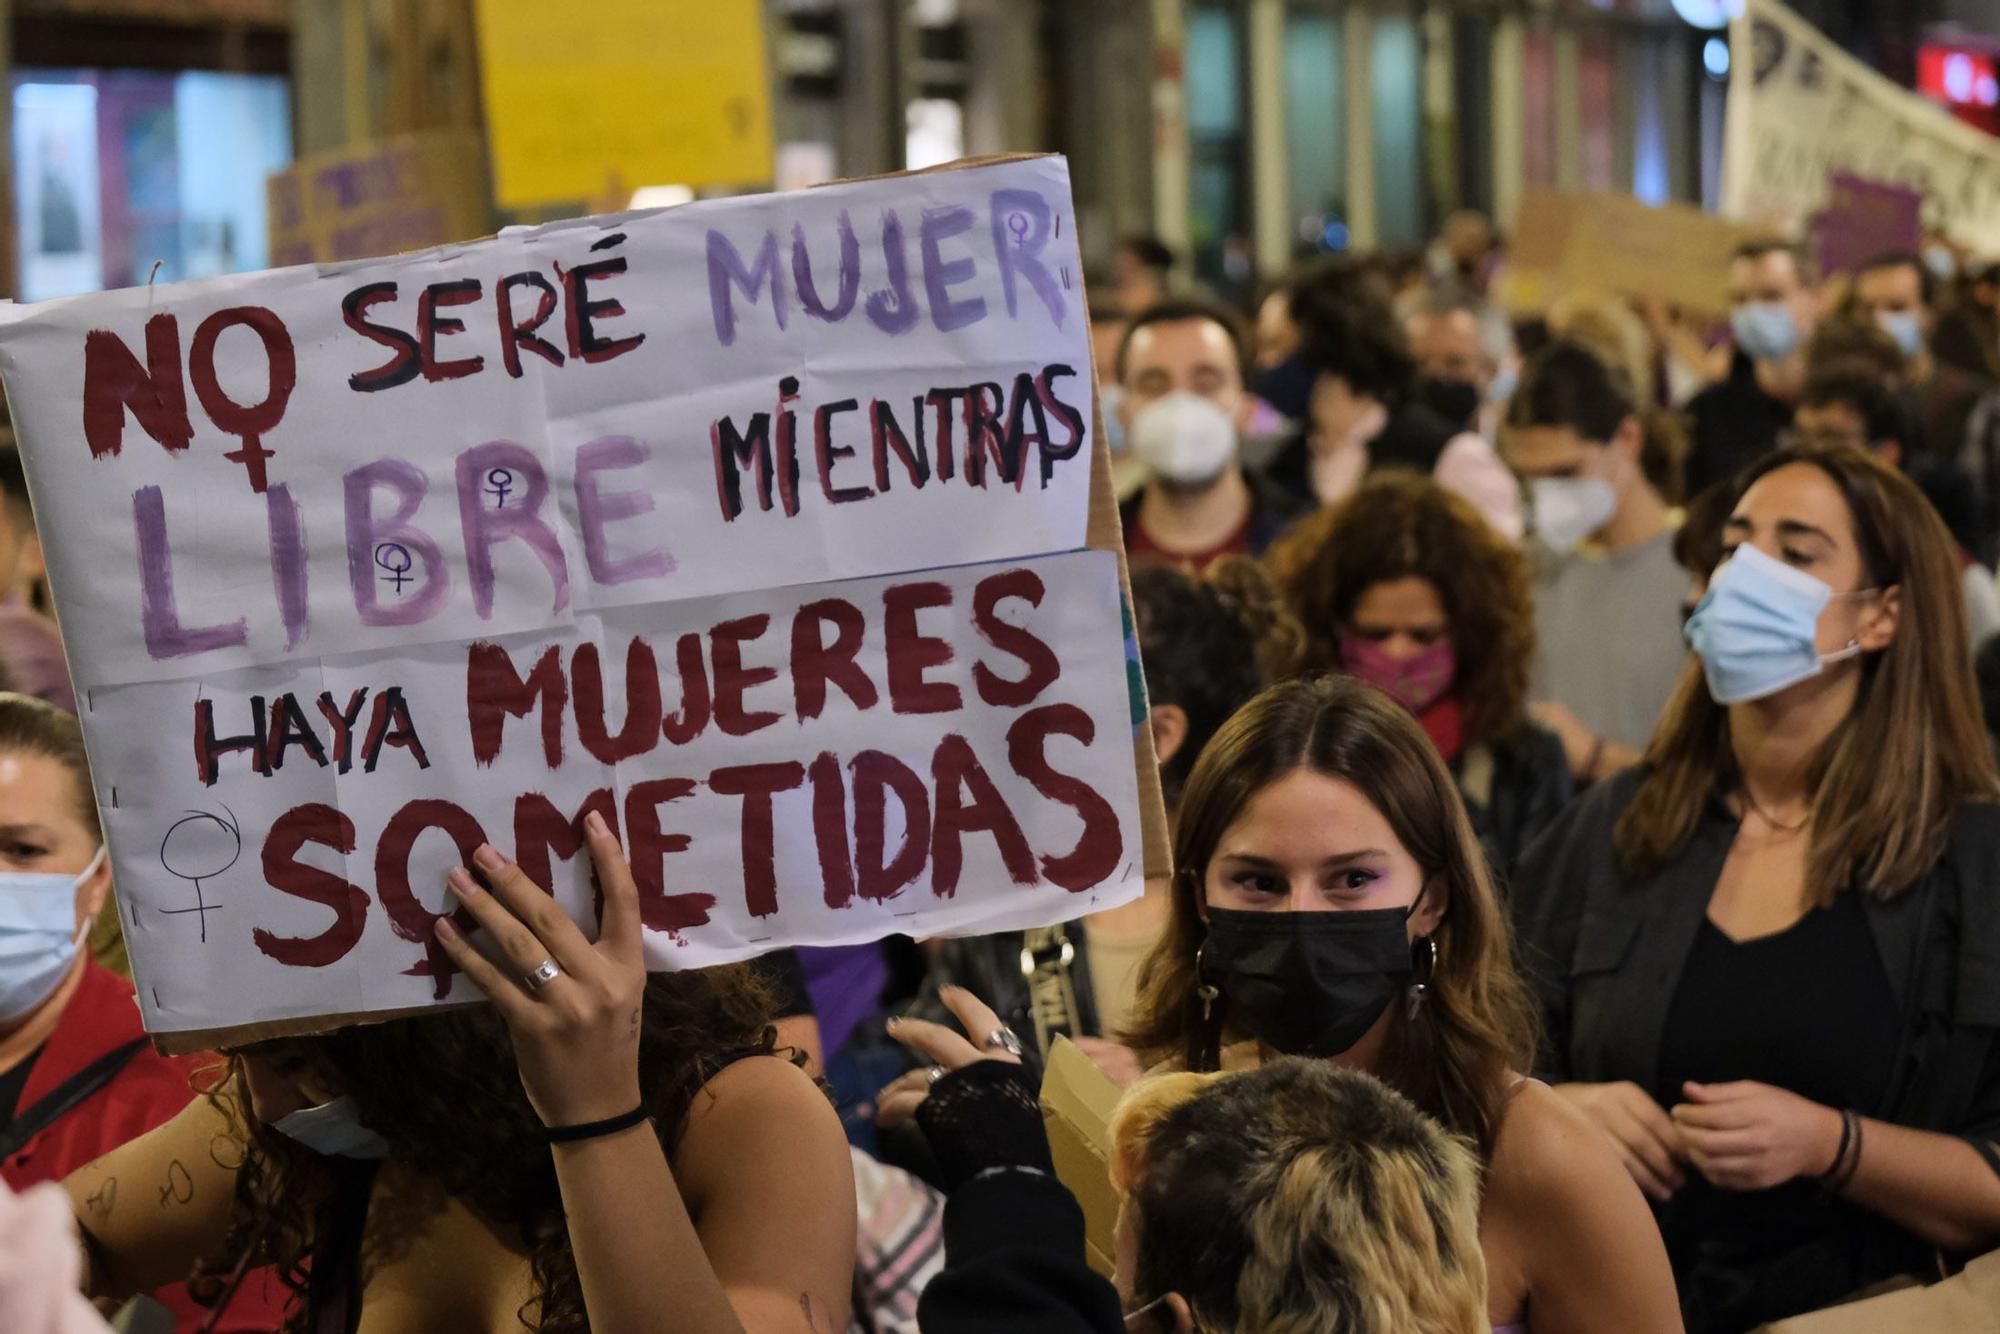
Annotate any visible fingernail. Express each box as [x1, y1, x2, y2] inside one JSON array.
[[585, 810, 609, 837], [447, 867, 480, 896], [473, 845, 506, 873], [435, 918, 459, 941], [886, 1016, 901, 1029]]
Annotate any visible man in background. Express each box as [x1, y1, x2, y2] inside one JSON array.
[[1850, 250, 1989, 458], [1684, 237, 1821, 494]]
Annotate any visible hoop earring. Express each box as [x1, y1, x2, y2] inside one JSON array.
[[1406, 936, 1437, 1020], [1194, 942, 1220, 1023]]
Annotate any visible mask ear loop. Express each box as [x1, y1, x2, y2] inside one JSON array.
[[69, 844, 111, 948]]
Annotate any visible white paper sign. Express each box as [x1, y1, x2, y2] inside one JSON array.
[[0, 156, 1143, 1045], [1725, 0, 2000, 251]]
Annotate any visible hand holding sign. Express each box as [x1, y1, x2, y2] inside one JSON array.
[[436, 811, 644, 1129]]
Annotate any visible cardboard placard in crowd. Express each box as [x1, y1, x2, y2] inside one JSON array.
[[0, 153, 1169, 1053], [1812, 172, 1924, 279], [1041, 1037, 1124, 1278], [1726, 0, 2000, 252], [471, 0, 774, 208], [266, 130, 492, 268], [1752, 1248, 2000, 1332], [1499, 190, 1759, 319]]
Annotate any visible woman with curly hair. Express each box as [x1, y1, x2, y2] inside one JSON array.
[[59, 821, 856, 1333], [1122, 675, 1680, 1332], [1266, 470, 1571, 880]]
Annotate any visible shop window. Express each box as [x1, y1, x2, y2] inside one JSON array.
[[13, 68, 290, 301], [1370, 13, 1423, 246], [1284, 7, 1346, 254], [1186, 4, 1246, 287]]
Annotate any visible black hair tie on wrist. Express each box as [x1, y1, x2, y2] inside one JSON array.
[[543, 1105, 650, 1144]]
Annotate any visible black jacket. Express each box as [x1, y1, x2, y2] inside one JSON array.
[[916, 1169, 1124, 1333], [1682, 352, 1794, 497], [1457, 723, 1573, 890], [1512, 771, 2000, 1329], [1258, 398, 1459, 512]]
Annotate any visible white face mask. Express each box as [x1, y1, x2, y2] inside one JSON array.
[[0, 846, 106, 1024], [270, 1094, 390, 1159], [1129, 391, 1238, 487], [1530, 475, 1618, 555]]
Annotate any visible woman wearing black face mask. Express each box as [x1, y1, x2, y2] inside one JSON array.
[[1125, 676, 1680, 1334]]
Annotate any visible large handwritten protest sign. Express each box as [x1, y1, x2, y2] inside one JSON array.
[[1726, 0, 2000, 251], [0, 155, 1158, 1052]]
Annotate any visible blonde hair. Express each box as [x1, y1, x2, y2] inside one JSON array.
[[1111, 1060, 1487, 1334]]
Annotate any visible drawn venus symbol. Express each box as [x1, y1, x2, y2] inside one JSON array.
[[158, 807, 241, 942], [485, 466, 515, 508], [374, 541, 413, 593], [1007, 211, 1031, 249]]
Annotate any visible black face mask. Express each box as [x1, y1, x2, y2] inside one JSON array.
[[1254, 354, 1317, 423], [1416, 376, 1481, 432], [1201, 903, 1418, 1059]]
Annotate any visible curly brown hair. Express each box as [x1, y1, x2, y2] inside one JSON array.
[[192, 965, 783, 1333], [1264, 471, 1536, 750]]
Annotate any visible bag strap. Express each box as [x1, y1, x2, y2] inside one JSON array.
[[0, 1036, 149, 1161], [1019, 926, 1083, 1056]]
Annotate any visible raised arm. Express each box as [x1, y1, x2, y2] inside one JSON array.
[[434, 814, 853, 1334]]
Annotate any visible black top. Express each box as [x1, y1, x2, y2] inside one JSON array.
[[1512, 771, 2000, 1333], [0, 1045, 42, 1130], [1257, 398, 1460, 514], [1683, 351, 1795, 496], [1455, 722, 1573, 891], [1652, 900, 1900, 1305]]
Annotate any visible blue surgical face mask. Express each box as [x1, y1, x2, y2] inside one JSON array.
[[1731, 301, 1802, 362], [1685, 544, 1873, 704], [1486, 362, 1520, 406], [1875, 309, 1925, 359], [270, 1094, 390, 1160], [1101, 384, 1129, 456], [0, 846, 105, 1024]]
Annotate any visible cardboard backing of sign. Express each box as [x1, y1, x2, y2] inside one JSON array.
[[1752, 1249, 2000, 1332], [1500, 189, 1762, 320], [1040, 1036, 1125, 1277], [266, 129, 491, 267]]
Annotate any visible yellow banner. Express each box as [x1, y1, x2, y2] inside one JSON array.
[[472, 0, 773, 209]]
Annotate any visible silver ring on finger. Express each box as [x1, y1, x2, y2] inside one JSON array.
[[926, 1064, 946, 1086], [983, 1026, 1024, 1058], [523, 958, 561, 992]]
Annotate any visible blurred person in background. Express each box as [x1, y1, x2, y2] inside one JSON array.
[[1506, 341, 1686, 787], [1408, 296, 1508, 439], [903, 559, 1302, 1086], [1260, 258, 1523, 540], [1685, 238, 1822, 495], [1113, 235, 1176, 319], [1267, 473, 1570, 880], [1115, 300, 1310, 572], [0, 694, 280, 1331], [0, 445, 70, 714], [1849, 250, 1989, 459], [1124, 675, 1679, 1332], [1515, 444, 2000, 1331], [1793, 362, 2000, 649]]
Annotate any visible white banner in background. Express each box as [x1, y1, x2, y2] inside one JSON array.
[[0, 156, 1145, 1045], [1725, 0, 2000, 251]]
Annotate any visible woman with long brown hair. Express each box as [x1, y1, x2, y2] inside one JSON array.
[[59, 822, 856, 1332], [1266, 472, 1571, 882], [1124, 674, 1679, 1333], [1514, 443, 2000, 1332]]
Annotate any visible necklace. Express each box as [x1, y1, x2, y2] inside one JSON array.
[[1736, 787, 1811, 835]]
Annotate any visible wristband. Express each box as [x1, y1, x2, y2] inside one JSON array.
[[544, 1104, 650, 1144], [1816, 1108, 1854, 1183]]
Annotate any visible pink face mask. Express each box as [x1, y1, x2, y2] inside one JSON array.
[[1338, 633, 1458, 714]]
